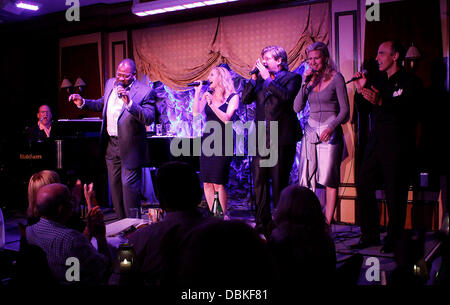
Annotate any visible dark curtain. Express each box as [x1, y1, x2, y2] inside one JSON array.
[[363, 0, 443, 88], [59, 43, 102, 119], [357, 0, 447, 185]]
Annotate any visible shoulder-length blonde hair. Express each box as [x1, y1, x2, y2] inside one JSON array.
[[27, 170, 60, 218], [211, 66, 236, 101], [306, 42, 336, 80]]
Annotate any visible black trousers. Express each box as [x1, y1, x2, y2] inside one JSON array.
[[105, 136, 142, 219], [356, 136, 410, 244], [253, 143, 297, 229]]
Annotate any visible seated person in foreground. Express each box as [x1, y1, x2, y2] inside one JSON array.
[[26, 183, 110, 284], [268, 185, 336, 286], [127, 161, 208, 286], [177, 219, 277, 288], [25, 170, 97, 233]]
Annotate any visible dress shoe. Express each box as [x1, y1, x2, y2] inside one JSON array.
[[350, 238, 380, 250]]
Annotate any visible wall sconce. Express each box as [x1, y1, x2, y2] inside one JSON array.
[[405, 43, 421, 71], [74, 77, 87, 93], [60, 77, 73, 93]]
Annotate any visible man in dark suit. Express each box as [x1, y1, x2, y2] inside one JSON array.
[[242, 45, 302, 236], [69, 59, 156, 219], [351, 41, 422, 253]]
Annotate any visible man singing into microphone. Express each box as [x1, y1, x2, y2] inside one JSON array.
[[351, 41, 422, 253], [69, 59, 156, 219], [27, 104, 55, 143], [242, 45, 302, 237]]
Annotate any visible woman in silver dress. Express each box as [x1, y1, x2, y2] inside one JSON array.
[[294, 42, 349, 225]]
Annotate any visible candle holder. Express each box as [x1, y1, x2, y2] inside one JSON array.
[[115, 243, 136, 274]]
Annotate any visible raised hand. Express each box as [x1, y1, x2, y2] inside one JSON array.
[[84, 182, 97, 212], [255, 58, 270, 80], [204, 91, 213, 106], [86, 206, 105, 239], [353, 72, 367, 93], [194, 80, 203, 96], [69, 94, 84, 107], [117, 86, 130, 105]]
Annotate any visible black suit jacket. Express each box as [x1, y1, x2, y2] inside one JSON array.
[[83, 78, 156, 169], [242, 70, 302, 146]]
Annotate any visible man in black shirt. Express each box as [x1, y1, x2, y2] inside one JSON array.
[[351, 41, 422, 253], [27, 104, 55, 143]]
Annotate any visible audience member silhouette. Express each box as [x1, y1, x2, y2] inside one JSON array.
[[268, 185, 336, 287], [177, 219, 277, 288], [26, 183, 110, 284], [126, 161, 208, 286], [26, 170, 61, 226], [24, 170, 96, 234]]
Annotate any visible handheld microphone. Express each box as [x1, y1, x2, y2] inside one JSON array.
[[249, 64, 268, 75], [116, 82, 124, 98], [187, 80, 210, 87], [303, 69, 317, 84], [249, 67, 259, 75], [346, 70, 368, 84]]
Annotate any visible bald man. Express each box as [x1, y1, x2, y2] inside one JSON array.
[[351, 41, 422, 253], [69, 59, 156, 219], [26, 183, 110, 283], [27, 104, 55, 143]]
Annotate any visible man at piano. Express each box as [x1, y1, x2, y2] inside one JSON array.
[[69, 59, 156, 219], [27, 104, 55, 143]]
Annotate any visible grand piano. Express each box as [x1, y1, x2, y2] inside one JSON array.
[[14, 119, 199, 210], [15, 118, 107, 207], [144, 134, 200, 171]]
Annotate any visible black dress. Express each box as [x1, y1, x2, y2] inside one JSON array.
[[200, 93, 237, 185]]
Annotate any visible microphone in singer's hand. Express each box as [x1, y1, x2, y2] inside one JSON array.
[[187, 80, 209, 87], [346, 69, 368, 84], [249, 67, 259, 75], [117, 82, 124, 98], [303, 70, 317, 84]]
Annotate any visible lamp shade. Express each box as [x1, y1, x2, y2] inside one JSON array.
[[74, 77, 86, 87], [405, 44, 421, 59], [60, 77, 72, 89]]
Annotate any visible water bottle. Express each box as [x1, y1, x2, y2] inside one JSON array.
[[212, 192, 223, 217]]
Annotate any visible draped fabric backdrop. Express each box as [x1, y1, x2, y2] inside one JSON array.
[[133, 3, 329, 89], [132, 3, 329, 203]]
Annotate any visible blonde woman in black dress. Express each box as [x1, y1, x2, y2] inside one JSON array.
[[193, 67, 239, 218]]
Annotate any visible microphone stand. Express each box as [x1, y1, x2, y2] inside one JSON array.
[[245, 92, 255, 213]]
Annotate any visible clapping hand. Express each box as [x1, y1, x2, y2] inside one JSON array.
[[86, 206, 105, 239], [84, 182, 97, 212], [361, 86, 382, 106]]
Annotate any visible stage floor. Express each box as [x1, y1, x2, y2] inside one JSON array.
[[2, 198, 442, 286]]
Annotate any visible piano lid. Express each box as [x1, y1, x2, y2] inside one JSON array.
[[56, 118, 102, 138]]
